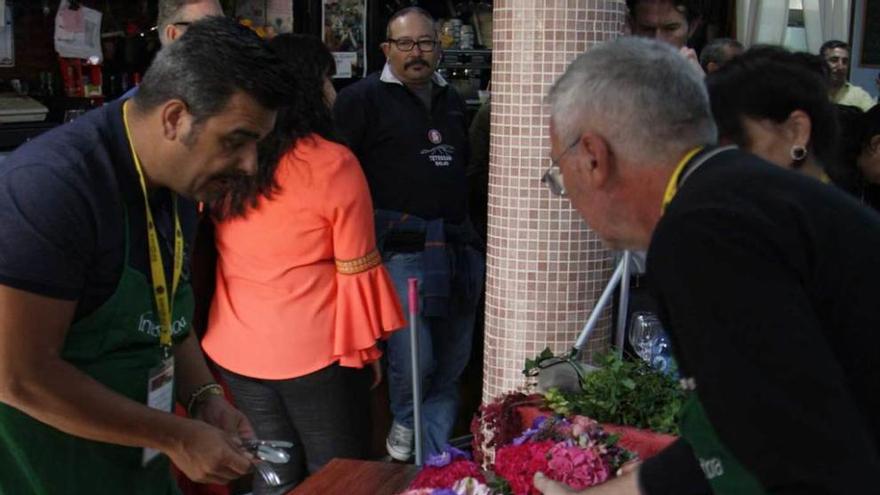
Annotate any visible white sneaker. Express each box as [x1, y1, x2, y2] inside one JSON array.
[[386, 422, 414, 461]]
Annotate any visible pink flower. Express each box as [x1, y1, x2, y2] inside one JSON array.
[[570, 415, 599, 439], [545, 442, 610, 490]]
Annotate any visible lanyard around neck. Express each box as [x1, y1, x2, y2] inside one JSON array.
[[122, 101, 183, 354], [662, 146, 703, 212], [661, 145, 739, 212]]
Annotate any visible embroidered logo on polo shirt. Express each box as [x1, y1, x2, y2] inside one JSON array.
[[420, 144, 455, 167], [137, 312, 189, 337]]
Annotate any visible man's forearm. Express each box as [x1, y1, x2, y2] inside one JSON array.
[[1, 354, 189, 453]]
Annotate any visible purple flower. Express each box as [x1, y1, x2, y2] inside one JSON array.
[[425, 445, 472, 467], [431, 489, 458, 495]]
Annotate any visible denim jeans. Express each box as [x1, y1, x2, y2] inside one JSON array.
[[218, 363, 371, 495], [383, 245, 485, 457]]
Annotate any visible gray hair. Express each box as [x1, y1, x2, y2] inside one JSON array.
[[548, 37, 716, 164], [699, 37, 744, 71]]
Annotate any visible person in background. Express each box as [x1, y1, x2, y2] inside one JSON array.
[[334, 6, 485, 461], [821, 40, 876, 112], [698, 37, 743, 74], [706, 46, 838, 183], [157, 0, 223, 46], [201, 34, 404, 494], [835, 103, 880, 210], [626, 0, 701, 67], [0, 17, 290, 494], [535, 36, 880, 495], [118, 0, 222, 101]]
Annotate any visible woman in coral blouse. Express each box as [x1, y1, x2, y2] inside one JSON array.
[[202, 34, 404, 493]]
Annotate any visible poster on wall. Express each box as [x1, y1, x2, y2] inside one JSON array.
[[323, 0, 366, 78]]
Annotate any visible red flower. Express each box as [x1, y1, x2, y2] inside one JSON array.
[[409, 460, 485, 490], [493, 441, 554, 495]]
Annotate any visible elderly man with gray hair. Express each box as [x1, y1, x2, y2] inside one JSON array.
[[534, 37, 880, 495]]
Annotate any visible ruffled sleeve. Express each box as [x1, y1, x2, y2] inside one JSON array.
[[326, 144, 405, 367]]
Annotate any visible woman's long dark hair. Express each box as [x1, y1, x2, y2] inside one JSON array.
[[211, 33, 337, 219]]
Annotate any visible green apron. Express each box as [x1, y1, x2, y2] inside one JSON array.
[[662, 147, 767, 494], [679, 394, 769, 494], [0, 211, 193, 495]]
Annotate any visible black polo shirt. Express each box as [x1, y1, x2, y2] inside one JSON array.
[[0, 98, 197, 321]]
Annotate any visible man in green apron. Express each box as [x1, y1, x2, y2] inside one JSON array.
[[0, 18, 290, 494], [534, 37, 880, 494]]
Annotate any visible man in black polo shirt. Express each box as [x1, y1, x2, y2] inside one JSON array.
[[534, 37, 880, 494], [0, 18, 289, 494], [334, 7, 484, 461]]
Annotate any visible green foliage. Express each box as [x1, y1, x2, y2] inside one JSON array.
[[487, 475, 513, 495], [542, 352, 684, 435]]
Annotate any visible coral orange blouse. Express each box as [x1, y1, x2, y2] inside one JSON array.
[[202, 135, 405, 379]]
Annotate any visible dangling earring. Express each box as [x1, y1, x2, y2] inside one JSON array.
[[790, 145, 808, 162]]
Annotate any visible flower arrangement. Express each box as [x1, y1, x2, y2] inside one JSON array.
[[403, 412, 632, 495], [400, 350, 681, 495]]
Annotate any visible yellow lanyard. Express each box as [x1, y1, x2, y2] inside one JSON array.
[[122, 101, 183, 354], [661, 146, 703, 212]]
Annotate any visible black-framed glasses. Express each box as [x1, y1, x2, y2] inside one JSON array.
[[541, 138, 580, 197], [386, 38, 438, 52], [172, 21, 192, 27]]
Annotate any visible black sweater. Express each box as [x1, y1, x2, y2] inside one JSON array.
[[333, 71, 469, 222], [640, 148, 880, 494]]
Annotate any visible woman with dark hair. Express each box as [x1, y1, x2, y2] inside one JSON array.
[[201, 34, 404, 493], [706, 46, 838, 183]]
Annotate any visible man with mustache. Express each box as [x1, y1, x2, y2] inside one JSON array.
[[335, 7, 484, 462], [821, 40, 876, 112], [0, 17, 291, 494]]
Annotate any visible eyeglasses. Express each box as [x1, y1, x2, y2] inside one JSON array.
[[386, 38, 438, 52], [172, 22, 192, 27], [541, 138, 580, 197]]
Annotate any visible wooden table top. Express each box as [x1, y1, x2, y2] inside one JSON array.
[[289, 458, 419, 495]]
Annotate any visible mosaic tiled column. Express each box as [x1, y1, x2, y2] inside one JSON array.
[[482, 0, 628, 401]]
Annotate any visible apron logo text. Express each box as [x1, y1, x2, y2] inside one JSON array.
[[137, 312, 188, 337]]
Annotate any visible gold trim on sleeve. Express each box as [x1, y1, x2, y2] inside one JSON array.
[[335, 249, 382, 275]]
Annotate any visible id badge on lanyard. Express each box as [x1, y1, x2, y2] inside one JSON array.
[[123, 101, 184, 466], [143, 356, 175, 465]]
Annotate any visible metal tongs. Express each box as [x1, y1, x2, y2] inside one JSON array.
[[242, 439, 293, 464], [242, 439, 293, 487]]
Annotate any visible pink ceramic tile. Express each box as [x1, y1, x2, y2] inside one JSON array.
[[482, 0, 626, 402]]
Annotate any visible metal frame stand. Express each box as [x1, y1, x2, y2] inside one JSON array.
[[407, 278, 424, 466], [574, 251, 632, 358]]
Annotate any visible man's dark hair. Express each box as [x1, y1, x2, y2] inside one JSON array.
[[820, 39, 849, 56], [625, 0, 700, 24], [134, 16, 291, 124], [211, 34, 338, 219], [706, 45, 839, 170], [385, 6, 435, 39], [699, 38, 743, 71]]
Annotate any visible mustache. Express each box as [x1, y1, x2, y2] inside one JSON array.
[[405, 59, 429, 70]]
